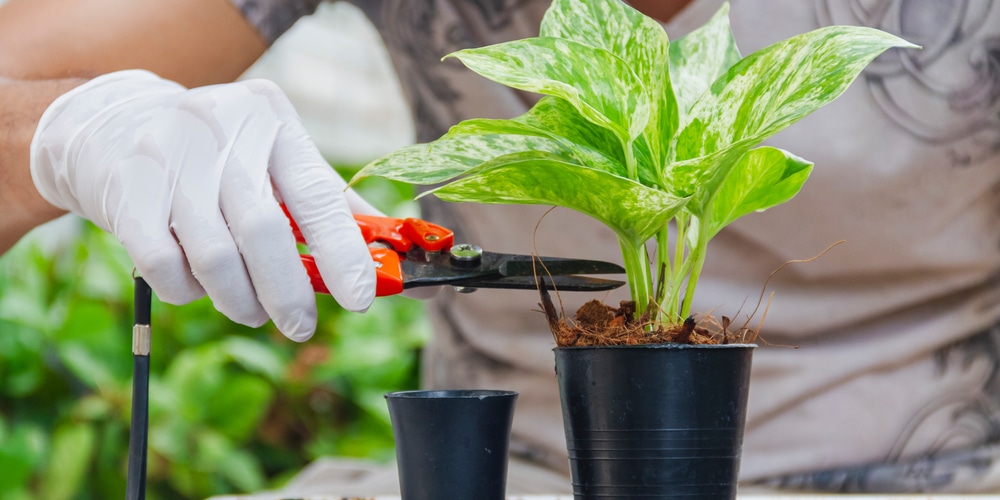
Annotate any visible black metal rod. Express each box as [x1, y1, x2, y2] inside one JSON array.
[[126, 355, 149, 500], [134, 276, 151, 325], [126, 277, 151, 500]]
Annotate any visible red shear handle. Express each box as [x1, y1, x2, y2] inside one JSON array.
[[300, 249, 403, 297], [283, 204, 452, 297], [283, 203, 453, 252], [355, 214, 454, 252]]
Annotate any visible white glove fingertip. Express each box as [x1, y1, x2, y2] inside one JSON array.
[[125, 236, 206, 305], [323, 255, 376, 313], [281, 311, 318, 343], [233, 310, 271, 329], [341, 278, 376, 313], [221, 200, 320, 341]]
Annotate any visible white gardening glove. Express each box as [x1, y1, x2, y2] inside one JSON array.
[[30, 70, 378, 341]]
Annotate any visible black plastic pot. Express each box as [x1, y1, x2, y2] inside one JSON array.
[[555, 344, 754, 499], [385, 389, 518, 500]]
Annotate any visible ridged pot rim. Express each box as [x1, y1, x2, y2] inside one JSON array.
[[553, 343, 756, 351], [385, 389, 519, 399]]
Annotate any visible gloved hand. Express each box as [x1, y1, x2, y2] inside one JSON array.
[[30, 70, 378, 341]]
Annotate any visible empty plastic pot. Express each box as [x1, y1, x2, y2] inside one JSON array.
[[386, 389, 518, 500]]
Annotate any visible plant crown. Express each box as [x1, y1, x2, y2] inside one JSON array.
[[351, 0, 916, 324]]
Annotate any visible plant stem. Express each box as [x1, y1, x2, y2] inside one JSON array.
[[618, 236, 651, 319], [622, 137, 637, 180], [618, 137, 650, 318], [679, 215, 711, 319], [667, 212, 689, 323]]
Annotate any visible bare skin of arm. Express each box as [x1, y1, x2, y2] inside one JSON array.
[[0, 79, 83, 253], [629, 0, 693, 24], [0, 0, 693, 255], [0, 0, 267, 253]]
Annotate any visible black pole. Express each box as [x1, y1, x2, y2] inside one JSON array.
[[126, 276, 151, 500]]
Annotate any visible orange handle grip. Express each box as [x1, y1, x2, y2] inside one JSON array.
[[285, 204, 451, 298], [283, 203, 454, 252], [300, 250, 403, 297], [356, 214, 454, 252]]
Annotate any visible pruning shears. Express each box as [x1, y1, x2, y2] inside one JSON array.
[[283, 207, 626, 296]]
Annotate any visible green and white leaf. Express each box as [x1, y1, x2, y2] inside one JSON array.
[[664, 144, 746, 203], [446, 104, 626, 177], [429, 151, 688, 241], [446, 37, 649, 143], [703, 146, 813, 238], [541, 0, 677, 163], [448, 117, 626, 177], [507, 97, 658, 186], [349, 2, 918, 322], [667, 25, 915, 212], [673, 26, 916, 161], [448, 97, 659, 186], [352, 133, 575, 185], [668, 2, 741, 115]]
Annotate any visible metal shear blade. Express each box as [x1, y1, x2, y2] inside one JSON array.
[[400, 250, 626, 292], [287, 205, 626, 296]]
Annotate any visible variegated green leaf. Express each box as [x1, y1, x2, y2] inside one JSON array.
[[666, 26, 914, 213], [351, 133, 573, 185], [704, 146, 813, 238], [446, 37, 649, 143], [449, 117, 624, 176], [429, 151, 688, 241], [448, 97, 662, 185], [665, 142, 746, 202], [668, 2, 741, 114], [673, 26, 916, 161], [509, 97, 658, 182], [540, 0, 677, 164], [446, 114, 625, 177]]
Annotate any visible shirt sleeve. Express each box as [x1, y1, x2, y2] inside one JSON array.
[[229, 0, 325, 46]]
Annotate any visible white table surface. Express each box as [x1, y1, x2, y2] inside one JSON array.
[[210, 495, 1000, 499]]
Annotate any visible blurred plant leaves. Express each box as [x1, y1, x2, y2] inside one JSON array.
[[40, 423, 96, 500], [0, 171, 427, 499]]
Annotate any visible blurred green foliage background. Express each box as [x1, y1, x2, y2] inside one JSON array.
[[0, 169, 430, 499]]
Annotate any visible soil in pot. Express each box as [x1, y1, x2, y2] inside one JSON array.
[[548, 297, 758, 347]]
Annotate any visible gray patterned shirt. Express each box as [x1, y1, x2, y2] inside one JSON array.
[[231, 0, 1000, 494]]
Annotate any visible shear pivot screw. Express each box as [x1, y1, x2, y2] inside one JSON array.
[[449, 244, 482, 267]]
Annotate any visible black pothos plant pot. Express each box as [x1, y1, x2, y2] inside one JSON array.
[[555, 344, 754, 499], [385, 389, 518, 500]]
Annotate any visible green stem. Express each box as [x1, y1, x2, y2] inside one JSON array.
[[622, 137, 637, 181], [618, 236, 652, 319], [679, 215, 711, 319], [668, 212, 689, 322]]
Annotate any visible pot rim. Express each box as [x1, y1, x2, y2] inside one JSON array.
[[554, 342, 756, 351], [385, 389, 519, 400]]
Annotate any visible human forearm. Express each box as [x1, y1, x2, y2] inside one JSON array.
[[0, 0, 266, 87], [0, 78, 85, 253], [628, 0, 693, 23], [0, 0, 269, 252]]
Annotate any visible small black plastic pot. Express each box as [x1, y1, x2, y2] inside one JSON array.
[[385, 389, 518, 500], [555, 344, 754, 499]]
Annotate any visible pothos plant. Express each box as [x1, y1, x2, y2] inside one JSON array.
[[351, 0, 914, 332]]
